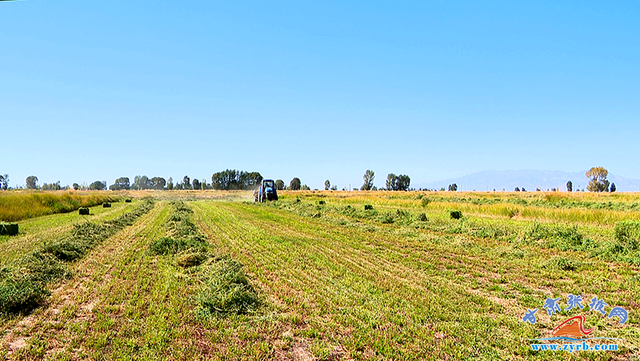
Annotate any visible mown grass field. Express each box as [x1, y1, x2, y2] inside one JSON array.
[[0, 190, 638, 360]]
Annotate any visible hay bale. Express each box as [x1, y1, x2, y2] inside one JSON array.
[[79, 208, 90, 215], [0, 222, 19, 236], [103, 203, 111, 208]]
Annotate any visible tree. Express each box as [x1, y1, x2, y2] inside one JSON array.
[[448, 184, 458, 192], [385, 174, 396, 190], [324, 180, 331, 190], [290, 177, 301, 191], [211, 170, 263, 190], [361, 170, 375, 191], [566, 181, 573, 192], [515, 187, 520, 192], [167, 177, 174, 190], [331, 185, 338, 191], [610, 183, 616, 193], [72, 183, 79, 190], [275, 179, 285, 190], [151, 177, 166, 190], [183, 176, 191, 190], [26, 176, 38, 190], [113, 177, 130, 190], [192, 179, 201, 190], [89, 181, 106, 190], [396, 175, 410, 191], [301, 184, 310, 190], [385, 173, 410, 191], [132, 176, 151, 190], [586, 167, 610, 192], [0, 174, 8, 190]]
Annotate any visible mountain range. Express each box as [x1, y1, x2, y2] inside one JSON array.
[[417, 170, 640, 192]]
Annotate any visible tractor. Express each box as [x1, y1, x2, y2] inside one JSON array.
[[254, 179, 278, 202]]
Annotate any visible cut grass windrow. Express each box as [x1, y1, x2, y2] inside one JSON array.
[[0, 199, 155, 315], [148, 201, 260, 316]]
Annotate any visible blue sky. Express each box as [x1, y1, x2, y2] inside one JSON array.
[[1, 1, 638, 189]]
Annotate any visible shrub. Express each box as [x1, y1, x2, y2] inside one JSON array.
[[421, 197, 431, 207], [79, 207, 90, 215], [417, 213, 428, 222], [450, 210, 463, 219], [0, 222, 19, 236], [364, 204, 373, 210], [125, 199, 132, 203], [103, 203, 111, 208], [318, 200, 325, 205]]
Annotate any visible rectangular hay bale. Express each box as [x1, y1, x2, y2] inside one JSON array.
[[0, 222, 19, 236]]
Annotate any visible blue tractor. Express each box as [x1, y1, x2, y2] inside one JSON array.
[[255, 179, 278, 202]]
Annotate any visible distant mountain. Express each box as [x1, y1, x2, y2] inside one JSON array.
[[417, 170, 640, 192]]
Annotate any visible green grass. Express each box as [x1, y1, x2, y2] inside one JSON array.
[[0, 200, 155, 315], [0, 192, 638, 360]]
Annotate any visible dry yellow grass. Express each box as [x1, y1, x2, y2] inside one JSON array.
[[0, 191, 120, 222]]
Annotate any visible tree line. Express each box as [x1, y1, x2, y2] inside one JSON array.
[[0, 166, 620, 192]]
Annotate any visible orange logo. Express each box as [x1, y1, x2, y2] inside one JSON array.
[[551, 315, 594, 339]]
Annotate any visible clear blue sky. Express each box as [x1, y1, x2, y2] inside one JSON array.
[[1, 1, 638, 189]]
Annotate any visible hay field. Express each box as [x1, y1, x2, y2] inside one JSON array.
[[0, 191, 638, 360], [0, 192, 122, 222]]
